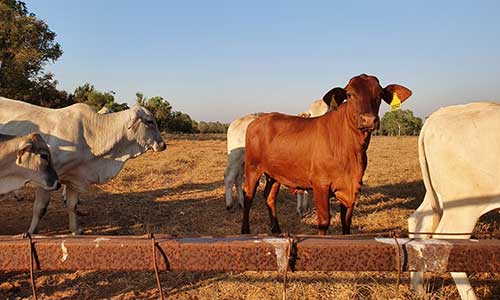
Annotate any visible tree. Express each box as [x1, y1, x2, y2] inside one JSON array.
[[135, 93, 172, 130], [0, 0, 67, 107], [380, 109, 423, 136], [167, 111, 195, 133], [72, 83, 128, 112]]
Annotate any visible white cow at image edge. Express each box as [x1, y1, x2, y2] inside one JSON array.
[[224, 98, 333, 214], [0, 97, 166, 234], [408, 102, 500, 300]]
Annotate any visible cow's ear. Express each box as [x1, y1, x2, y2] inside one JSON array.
[[382, 84, 412, 105], [127, 114, 139, 130], [323, 87, 347, 109], [17, 141, 33, 164], [128, 106, 145, 129]]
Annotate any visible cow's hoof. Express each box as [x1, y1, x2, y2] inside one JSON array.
[[271, 227, 282, 234], [237, 202, 244, 209], [241, 226, 250, 234], [71, 228, 83, 235], [226, 204, 233, 211]]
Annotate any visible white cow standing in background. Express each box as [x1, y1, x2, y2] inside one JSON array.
[[408, 102, 500, 300], [224, 97, 334, 214], [0, 97, 166, 234], [224, 114, 259, 210]]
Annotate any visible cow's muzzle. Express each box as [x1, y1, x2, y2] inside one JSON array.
[[153, 141, 167, 152], [358, 114, 379, 131]]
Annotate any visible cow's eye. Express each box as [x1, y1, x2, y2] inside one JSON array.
[[41, 154, 49, 160]]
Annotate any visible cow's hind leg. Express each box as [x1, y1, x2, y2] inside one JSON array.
[[224, 163, 238, 210], [264, 178, 281, 234], [409, 192, 440, 295], [66, 187, 83, 235], [296, 192, 304, 216], [241, 169, 261, 234], [340, 204, 353, 235], [313, 186, 331, 235], [27, 188, 51, 234], [235, 162, 245, 208], [434, 209, 479, 300]]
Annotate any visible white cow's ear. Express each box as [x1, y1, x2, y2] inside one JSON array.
[[127, 116, 138, 130], [17, 141, 32, 164]]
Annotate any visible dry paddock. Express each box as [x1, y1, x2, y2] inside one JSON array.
[[0, 134, 498, 300]]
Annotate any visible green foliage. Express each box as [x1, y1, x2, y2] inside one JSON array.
[[0, 0, 67, 107], [135, 93, 172, 130], [380, 109, 423, 136], [197, 121, 229, 133], [134, 92, 228, 133], [72, 83, 128, 112], [167, 111, 195, 133]]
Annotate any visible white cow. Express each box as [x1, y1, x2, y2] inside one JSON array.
[[224, 114, 258, 210], [298, 98, 331, 118], [408, 102, 500, 300], [0, 97, 166, 234], [0, 133, 60, 194], [224, 98, 334, 214]]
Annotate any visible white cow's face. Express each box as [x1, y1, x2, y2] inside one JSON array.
[[16, 133, 61, 191], [127, 106, 167, 152]]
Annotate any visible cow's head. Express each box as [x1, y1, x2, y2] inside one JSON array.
[[16, 133, 61, 191], [323, 74, 412, 131], [127, 105, 167, 152]]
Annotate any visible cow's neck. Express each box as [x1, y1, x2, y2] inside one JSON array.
[[326, 102, 372, 175], [329, 103, 372, 151], [82, 110, 143, 161]]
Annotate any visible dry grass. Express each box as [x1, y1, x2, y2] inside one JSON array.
[[0, 135, 498, 299]]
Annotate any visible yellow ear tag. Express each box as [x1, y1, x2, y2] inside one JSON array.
[[390, 92, 401, 111]]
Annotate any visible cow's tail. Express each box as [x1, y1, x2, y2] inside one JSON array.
[[417, 119, 443, 231]]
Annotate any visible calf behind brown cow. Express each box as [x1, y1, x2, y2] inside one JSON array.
[[242, 74, 412, 235]]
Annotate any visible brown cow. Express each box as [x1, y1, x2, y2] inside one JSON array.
[[241, 74, 412, 235]]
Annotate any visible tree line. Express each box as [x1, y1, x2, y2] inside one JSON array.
[[0, 0, 228, 133]]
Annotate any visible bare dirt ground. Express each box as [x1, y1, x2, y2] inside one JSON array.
[[0, 134, 498, 299]]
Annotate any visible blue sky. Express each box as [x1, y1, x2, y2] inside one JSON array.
[[25, 0, 500, 122]]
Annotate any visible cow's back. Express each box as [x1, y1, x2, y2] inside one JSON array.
[[227, 114, 259, 153], [422, 102, 500, 205], [0, 98, 91, 169]]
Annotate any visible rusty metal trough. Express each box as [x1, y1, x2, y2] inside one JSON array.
[[0, 235, 498, 273]]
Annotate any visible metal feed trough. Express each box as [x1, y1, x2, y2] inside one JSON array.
[[0, 234, 498, 299]]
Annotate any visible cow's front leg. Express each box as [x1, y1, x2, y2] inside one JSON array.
[[312, 186, 331, 235], [27, 188, 51, 234], [65, 187, 83, 235]]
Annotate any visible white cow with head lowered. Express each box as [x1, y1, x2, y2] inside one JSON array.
[[0, 133, 60, 194], [408, 102, 500, 300], [0, 97, 166, 234]]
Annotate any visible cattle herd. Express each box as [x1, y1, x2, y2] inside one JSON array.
[[0, 74, 498, 299]]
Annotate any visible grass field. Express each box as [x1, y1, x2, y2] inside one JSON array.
[[0, 134, 498, 299]]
